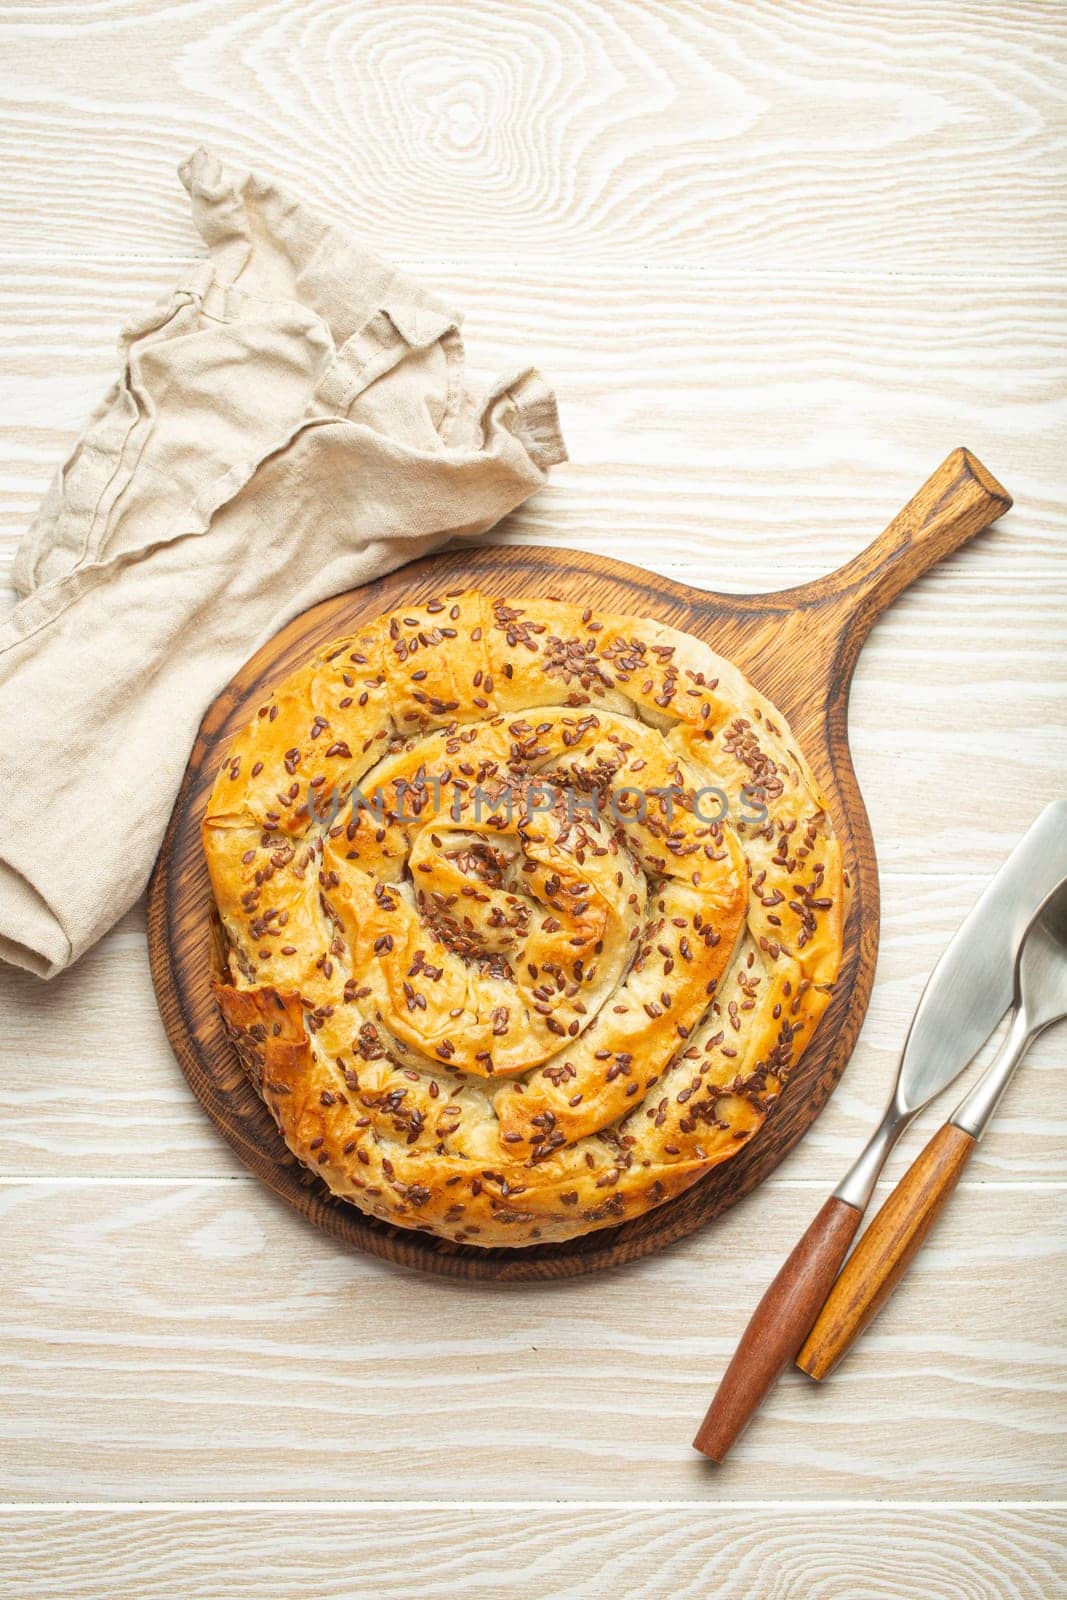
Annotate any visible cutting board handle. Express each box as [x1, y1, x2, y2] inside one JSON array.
[[806, 446, 1011, 640], [730, 448, 1011, 713]]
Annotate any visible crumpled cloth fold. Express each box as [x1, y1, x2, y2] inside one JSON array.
[[0, 148, 566, 977]]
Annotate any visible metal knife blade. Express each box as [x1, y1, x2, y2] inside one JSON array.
[[896, 799, 1067, 1113], [834, 801, 1067, 1211]]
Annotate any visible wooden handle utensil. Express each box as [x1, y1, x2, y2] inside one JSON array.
[[692, 1196, 862, 1460], [799, 875, 1067, 1382], [795, 1123, 976, 1381], [692, 791, 1067, 1461], [691, 450, 1015, 1463]]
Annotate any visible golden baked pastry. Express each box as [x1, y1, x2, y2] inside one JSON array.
[[205, 590, 844, 1247]]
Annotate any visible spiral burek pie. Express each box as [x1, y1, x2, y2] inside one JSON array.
[[204, 591, 844, 1246]]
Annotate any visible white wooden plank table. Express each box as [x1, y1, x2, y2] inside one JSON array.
[[0, 3, 1064, 1595]]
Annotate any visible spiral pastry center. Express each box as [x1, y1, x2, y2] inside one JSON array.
[[205, 591, 843, 1246]]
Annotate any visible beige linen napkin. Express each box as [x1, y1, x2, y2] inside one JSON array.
[[0, 148, 566, 978]]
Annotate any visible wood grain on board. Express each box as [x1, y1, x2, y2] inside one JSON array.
[[0, 1506, 1061, 1600], [1, 262, 1063, 590], [147, 453, 1009, 1278], [0, 1177, 1062, 1502], [0, 1, 1061, 274]]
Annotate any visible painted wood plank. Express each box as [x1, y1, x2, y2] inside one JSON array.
[[2, 870, 1065, 1184], [1, 0, 1064, 1525], [0, 262, 1063, 590], [0, 1179, 1063, 1501], [0, 2, 1062, 273], [0, 1504, 1062, 1600]]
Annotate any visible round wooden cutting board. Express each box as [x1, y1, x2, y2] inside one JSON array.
[[147, 449, 1010, 1281]]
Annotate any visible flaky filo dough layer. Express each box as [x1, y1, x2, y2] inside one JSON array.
[[204, 591, 844, 1246]]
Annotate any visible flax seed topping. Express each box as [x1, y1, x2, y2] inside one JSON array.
[[205, 590, 843, 1246]]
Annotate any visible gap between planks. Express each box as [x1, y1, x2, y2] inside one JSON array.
[[0, 1497, 1062, 1510]]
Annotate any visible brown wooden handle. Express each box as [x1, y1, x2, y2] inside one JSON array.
[[731, 448, 1011, 714], [692, 1196, 863, 1461], [815, 446, 1011, 634], [796, 1122, 978, 1382]]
